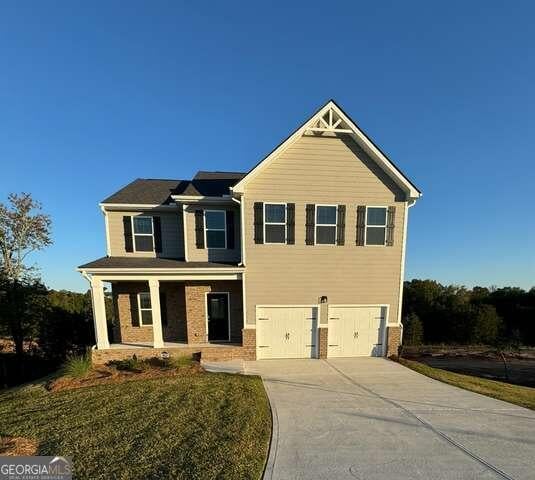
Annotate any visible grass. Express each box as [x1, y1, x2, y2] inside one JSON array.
[[62, 353, 91, 378], [0, 372, 271, 479], [399, 357, 535, 410]]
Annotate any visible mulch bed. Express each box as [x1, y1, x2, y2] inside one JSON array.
[[46, 363, 203, 393], [0, 436, 38, 456]]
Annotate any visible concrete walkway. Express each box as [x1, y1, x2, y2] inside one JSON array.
[[244, 358, 535, 480]]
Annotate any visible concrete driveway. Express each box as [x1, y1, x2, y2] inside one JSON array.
[[244, 358, 535, 480]]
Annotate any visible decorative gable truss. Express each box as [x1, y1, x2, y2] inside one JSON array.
[[231, 100, 422, 201], [305, 107, 353, 134]]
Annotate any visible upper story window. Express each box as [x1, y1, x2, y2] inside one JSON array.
[[315, 205, 337, 245], [205, 210, 227, 249], [264, 203, 286, 244], [138, 292, 153, 325], [132, 216, 154, 252], [365, 207, 387, 246]]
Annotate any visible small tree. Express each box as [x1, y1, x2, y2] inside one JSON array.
[[470, 304, 502, 345], [403, 313, 424, 345], [0, 193, 52, 356]]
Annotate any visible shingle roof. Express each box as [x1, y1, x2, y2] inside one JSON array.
[[78, 256, 241, 270], [101, 171, 246, 205]]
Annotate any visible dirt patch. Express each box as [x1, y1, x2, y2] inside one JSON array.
[[46, 363, 203, 392], [0, 436, 38, 456], [404, 354, 535, 388]]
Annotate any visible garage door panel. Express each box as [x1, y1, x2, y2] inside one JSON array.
[[328, 306, 386, 358], [256, 306, 318, 359]]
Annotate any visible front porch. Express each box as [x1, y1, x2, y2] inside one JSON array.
[[80, 264, 255, 362]]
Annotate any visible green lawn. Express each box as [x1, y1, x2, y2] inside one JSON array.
[[0, 372, 271, 479], [399, 358, 535, 410]]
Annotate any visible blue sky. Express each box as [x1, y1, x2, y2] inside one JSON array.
[[0, 1, 533, 292]]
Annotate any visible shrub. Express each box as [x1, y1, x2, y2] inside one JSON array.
[[62, 353, 91, 378], [107, 355, 194, 373], [107, 357, 147, 373]]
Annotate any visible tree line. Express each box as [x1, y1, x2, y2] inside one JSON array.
[[402, 279, 535, 346]]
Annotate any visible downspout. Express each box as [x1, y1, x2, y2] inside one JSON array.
[[231, 196, 245, 267]]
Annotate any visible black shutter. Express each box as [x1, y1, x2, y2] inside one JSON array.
[[386, 206, 396, 247], [123, 216, 133, 252], [226, 210, 235, 249], [253, 202, 264, 244], [336, 205, 346, 246], [153, 216, 162, 253], [305, 204, 315, 245], [160, 291, 168, 326], [286, 203, 295, 245], [130, 293, 139, 326], [195, 210, 205, 249], [356, 206, 366, 246]]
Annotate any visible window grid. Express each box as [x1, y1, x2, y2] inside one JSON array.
[[365, 206, 387, 246], [137, 292, 153, 326], [315, 204, 337, 245], [131, 216, 154, 252], [264, 203, 287, 244], [204, 210, 227, 249]]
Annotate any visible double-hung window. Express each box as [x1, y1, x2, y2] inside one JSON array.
[[138, 292, 153, 325], [315, 205, 337, 244], [264, 203, 286, 244], [132, 216, 154, 252], [365, 207, 387, 246], [205, 210, 226, 249]]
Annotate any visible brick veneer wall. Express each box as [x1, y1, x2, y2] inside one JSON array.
[[242, 328, 256, 360], [184, 280, 243, 344], [112, 280, 243, 345], [318, 327, 328, 359], [112, 282, 187, 344], [386, 325, 401, 357]]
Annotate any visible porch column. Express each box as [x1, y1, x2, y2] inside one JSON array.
[[149, 279, 164, 348], [90, 278, 110, 350]]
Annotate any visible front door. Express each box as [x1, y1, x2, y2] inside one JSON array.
[[207, 293, 230, 341]]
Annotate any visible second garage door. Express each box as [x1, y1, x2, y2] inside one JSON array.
[[328, 306, 386, 357], [256, 306, 318, 359]]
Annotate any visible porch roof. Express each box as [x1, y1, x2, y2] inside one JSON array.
[[78, 256, 242, 271]]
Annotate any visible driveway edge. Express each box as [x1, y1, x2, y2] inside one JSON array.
[[260, 379, 279, 480]]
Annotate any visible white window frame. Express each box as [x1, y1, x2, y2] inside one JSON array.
[[364, 206, 388, 247], [131, 216, 154, 253], [204, 210, 227, 250], [137, 292, 153, 326], [314, 204, 338, 246], [264, 203, 287, 245]]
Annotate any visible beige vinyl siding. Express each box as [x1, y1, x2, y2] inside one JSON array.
[[243, 134, 407, 326], [184, 204, 241, 263], [107, 210, 184, 258]]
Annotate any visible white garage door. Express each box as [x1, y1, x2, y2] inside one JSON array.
[[256, 306, 318, 359], [328, 306, 386, 357]]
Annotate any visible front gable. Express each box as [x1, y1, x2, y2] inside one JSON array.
[[231, 100, 421, 201]]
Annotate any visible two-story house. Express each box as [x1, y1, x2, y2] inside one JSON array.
[[78, 100, 421, 363]]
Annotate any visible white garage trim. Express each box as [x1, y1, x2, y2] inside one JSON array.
[[328, 304, 390, 357], [257, 304, 320, 308]]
